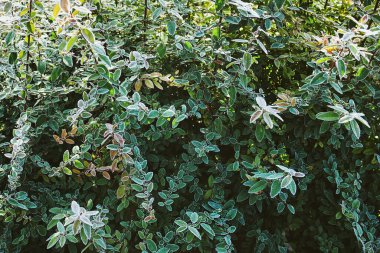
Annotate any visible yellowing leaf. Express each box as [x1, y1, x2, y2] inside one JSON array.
[[153, 79, 163, 90], [117, 185, 126, 199], [81, 28, 95, 44], [144, 79, 154, 89], [135, 79, 142, 91], [53, 3, 61, 18]]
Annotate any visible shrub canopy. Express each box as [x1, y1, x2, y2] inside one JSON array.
[[0, 0, 379, 252]]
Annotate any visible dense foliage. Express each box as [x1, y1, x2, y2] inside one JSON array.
[[0, 0, 379, 252]]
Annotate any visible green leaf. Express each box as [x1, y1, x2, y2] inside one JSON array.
[[51, 67, 62, 82], [352, 199, 360, 209], [277, 202, 285, 213], [190, 212, 199, 223], [98, 54, 112, 68], [5, 31, 15, 45], [226, 209, 237, 220], [4, 2, 12, 13], [47, 234, 59, 249], [288, 179, 297, 195], [257, 39, 268, 54], [270, 180, 281, 198], [330, 82, 343, 94], [310, 72, 327, 86], [146, 239, 157, 251], [167, 21, 176, 35], [81, 28, 95, 44], [350, 120, 361, 139], [38, 61, 46, 74], [63, 167, 72, 175], [287, 204, 295, 214], [94, 238, 106, 249], [316, 112, 339, 121], [63, 55, 73, 67], [66, 36, 77, 52], [271, 42, 285, 49], [265, 19, 272, 30], [248, 180, 267, 194], [8, 52, 17, 64], [356, 67, 369, 81], [255, 124, 265, 142], [80, 229, 88, 244], [74, 160, 84, 169], [8, 198, 28, 210], [281, 175, 292, 188], [174, 220, 188, 227], [243, 52, 252, 71], [275, 0, 286, 9], [336, 59, 346, 79], [348, 44, 360, 60], [162, 109, 175, 118], [184, 41, 193, 52], [215, 0, 225, 11], [188, 226, 201, 240], [201, 223, 215, 237], [316, 57, 331, 64], [148, 110, 159, 118], [157, 43, 166, 58]]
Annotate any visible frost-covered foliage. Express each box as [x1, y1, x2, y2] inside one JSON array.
[[0, 0, 379, 252]]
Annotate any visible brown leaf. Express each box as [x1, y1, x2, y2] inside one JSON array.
[[72, 169, 81, 174], [113, 133, 124, 146], [250, 110, 263, 123], [61, 129, 68, 139], [60, 0, 71, 14], [112, 160, 118, 172], [70, 125, 78, 136], [110, 150, 117, 160], [144, 216, 155, 222], [102, 171, 111, 180], [290, 98, 296, 107], [65, 138, 75, 144], [53, 135, 63, 144], [90, 169, 96, 177], [121, 176, 130, 182]]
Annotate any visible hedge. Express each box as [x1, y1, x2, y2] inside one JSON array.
[[0, 0, 379, 252]]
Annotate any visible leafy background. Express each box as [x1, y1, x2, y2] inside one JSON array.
[[0, 0, 379, 252]]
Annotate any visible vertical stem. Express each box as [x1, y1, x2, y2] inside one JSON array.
[[324, 0, 328, 9], [143, 0, 148, 43], [23, 0, 33, 109], [26, 0, 33, 73], [213, 15, 222, 74]]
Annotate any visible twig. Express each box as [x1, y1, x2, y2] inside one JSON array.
[[143, 0, 148, 43], [26, 0, 33, 73], [324, 0, 328, 9]]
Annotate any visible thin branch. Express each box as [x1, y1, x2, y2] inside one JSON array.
[[26, 0, 33, 73], [143, 0, 148, 43]]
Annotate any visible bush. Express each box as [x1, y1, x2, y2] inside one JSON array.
[[0, 0, 379, 252]]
